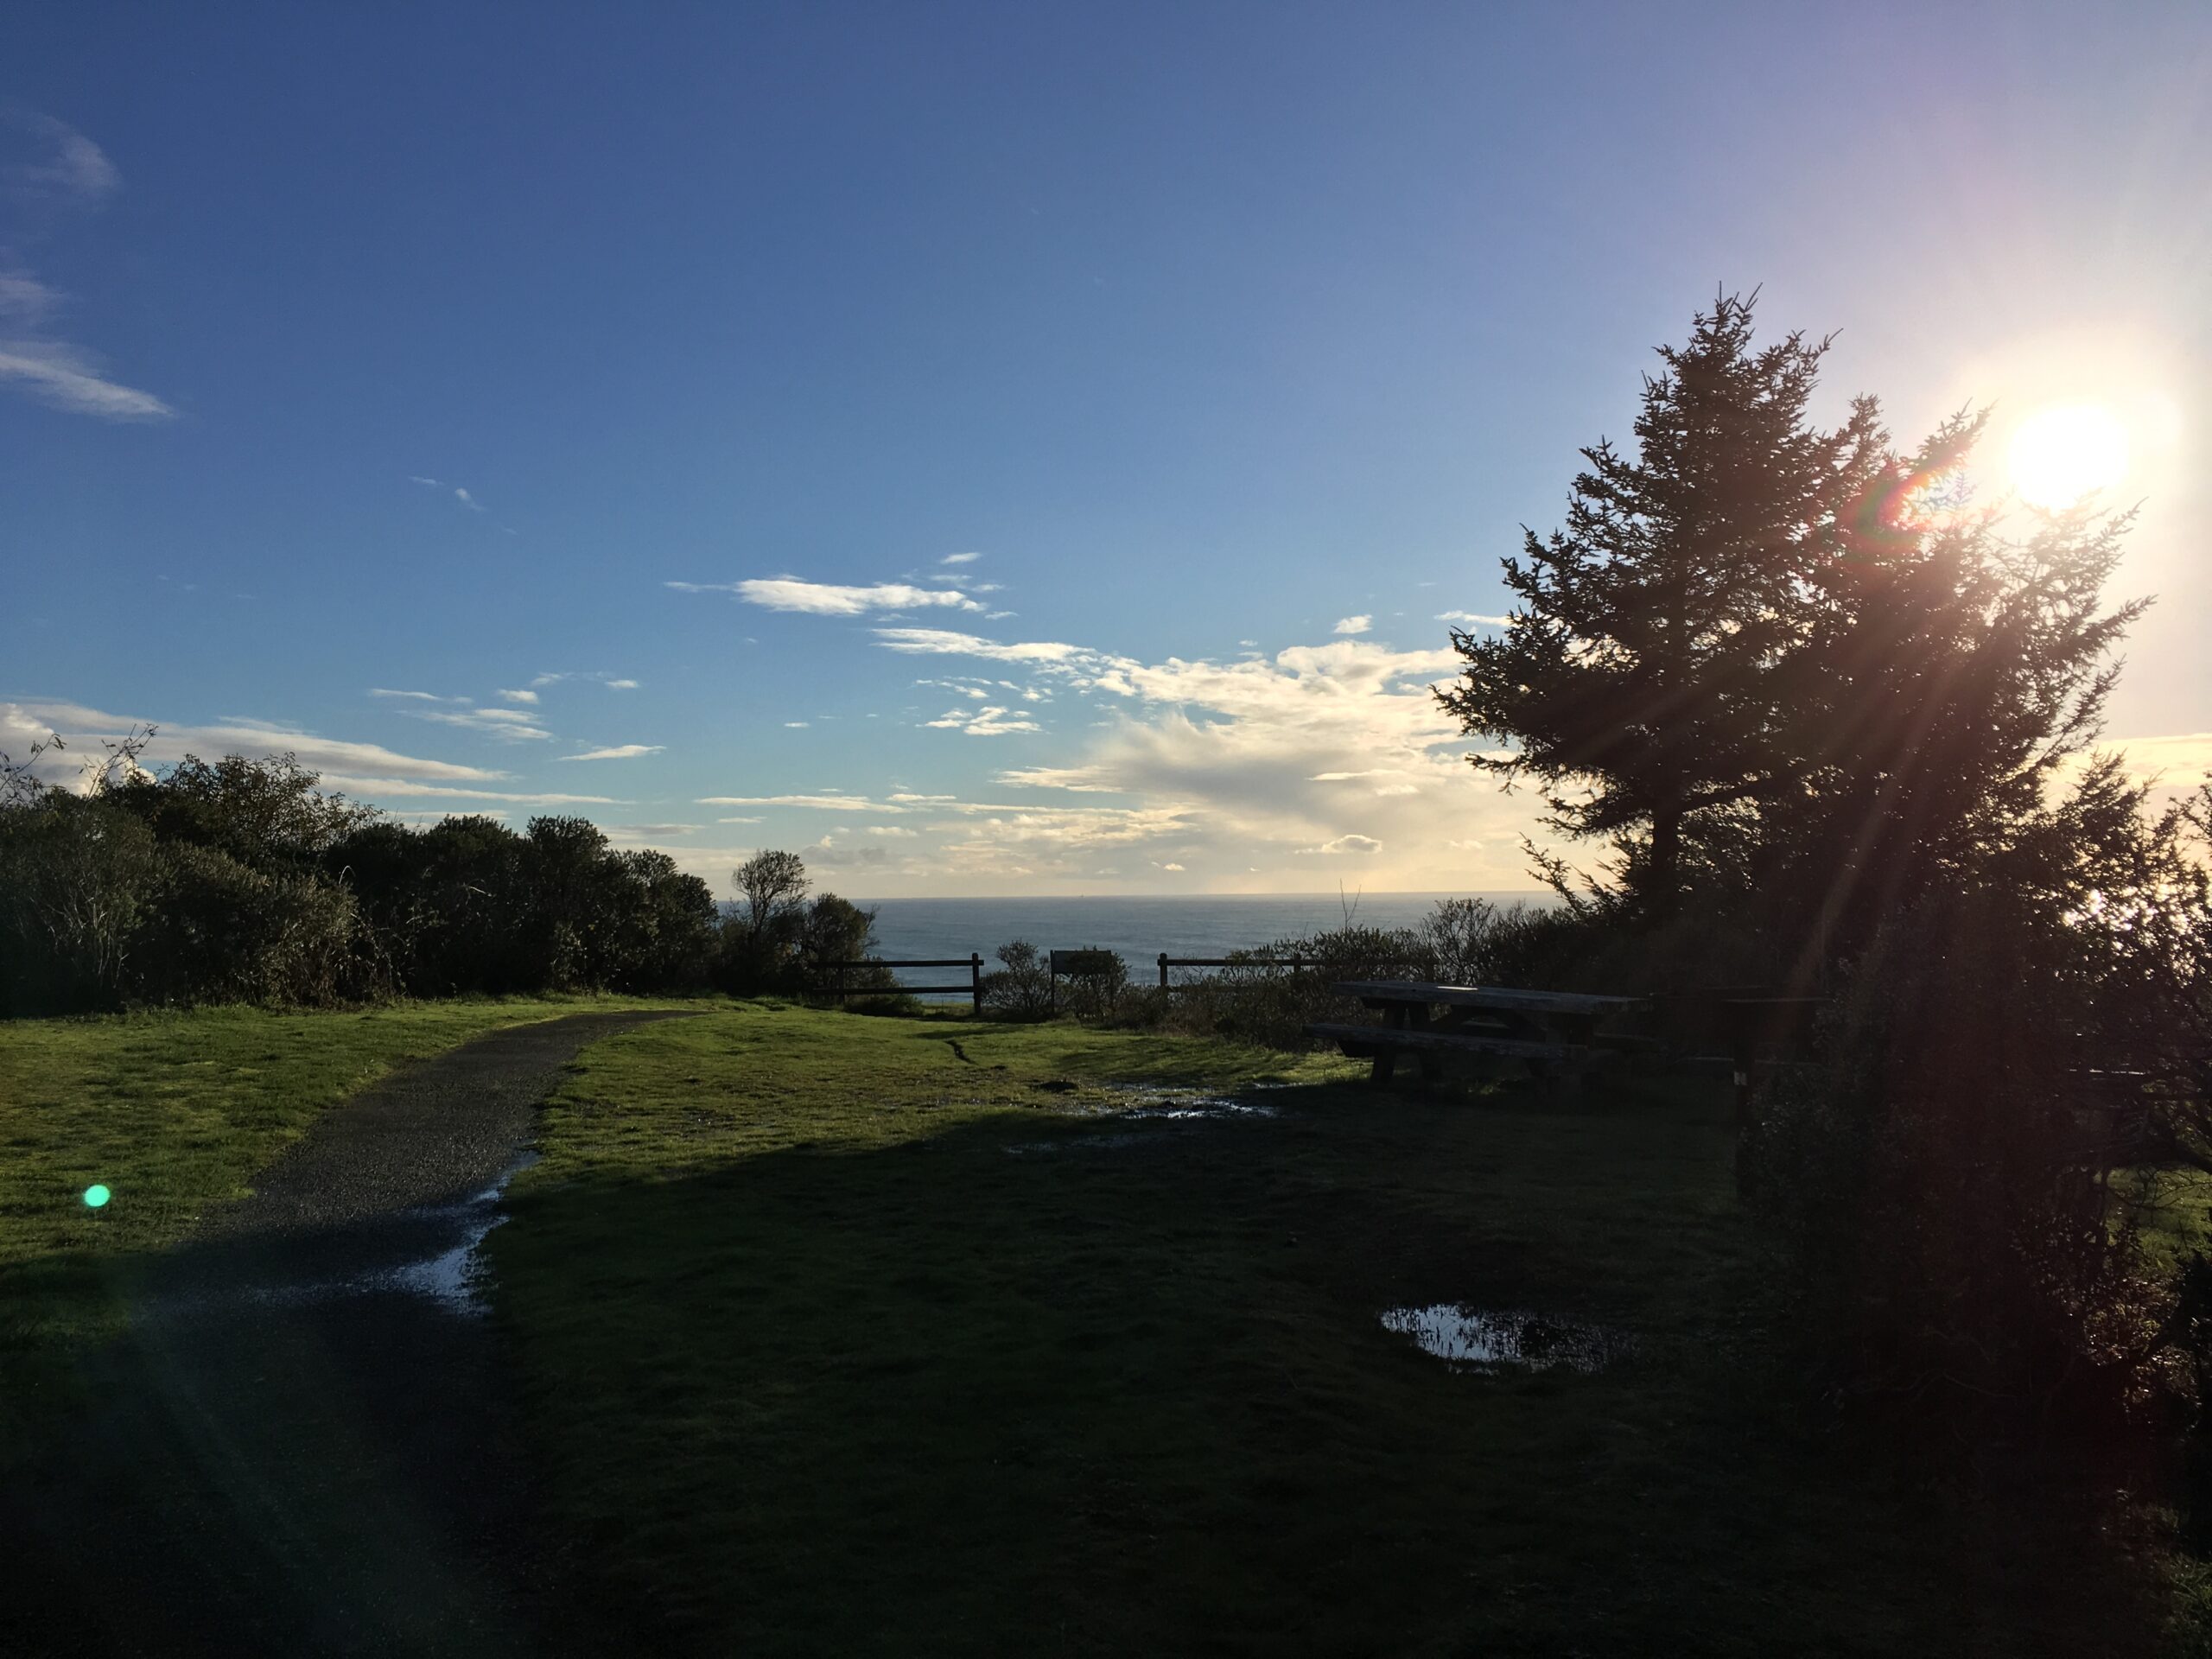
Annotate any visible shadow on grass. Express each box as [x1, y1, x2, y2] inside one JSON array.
[[0, 1217, 614, 1657], [0, 1075, 2171, 1657], [489, 1081, 2160, 1656]]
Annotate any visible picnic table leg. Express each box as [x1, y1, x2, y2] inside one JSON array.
[[1411, 1004, 1442, 1085], [1731, 1015, 1755, 1197], [1551, 1014, 1588, 1098], [1371, 1006, 1403, 1086]]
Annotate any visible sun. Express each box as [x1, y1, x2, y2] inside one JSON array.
[[2007, 404, 2128, 511]]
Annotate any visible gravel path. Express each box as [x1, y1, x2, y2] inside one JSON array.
[[4, 1010, 694, 1658]]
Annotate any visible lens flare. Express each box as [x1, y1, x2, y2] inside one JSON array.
[[2007, 404, 2127, 511], [82, 1184, 111, 1209]]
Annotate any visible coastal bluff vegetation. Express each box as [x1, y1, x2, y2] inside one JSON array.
[[6, 296, 2211, 1652]]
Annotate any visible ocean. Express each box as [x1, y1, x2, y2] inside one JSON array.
[[851, 893, 1553, 993]]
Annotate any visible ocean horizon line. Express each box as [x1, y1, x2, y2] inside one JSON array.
[[842, 889, 1555, 904]]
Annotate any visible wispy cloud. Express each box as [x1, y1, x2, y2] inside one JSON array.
[[564, 743, 664, 761], [925, 705, 1042, 736], [669, 577, 986, 615], [0, 340, 171, 420], [0, 116, 170, 422], [367, 686, 552, 741], [1332, 614, 1373, 636], [4, 111, 118, 200], [497, 688, 539, 704], [1436, 610, 1510, 627], [321, 779, 625, 806], [414, 707, 551, 741], [530, 671, 640, 691], [3, 699, 509, 791], [874, 628, 1091, 665], [939, 551, 983, 566], [0, 272, 58, 323], [698, 793, 908, 813], [410, 475, 490, 512], [1296, 834, 1383, 855]]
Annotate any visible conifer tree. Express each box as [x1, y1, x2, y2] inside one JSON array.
[[1436, 292, 1884, 914]]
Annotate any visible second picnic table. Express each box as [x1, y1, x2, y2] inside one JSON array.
[[1311, 982, 1647, 1085]]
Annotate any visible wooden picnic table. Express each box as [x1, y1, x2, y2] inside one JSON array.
[[1313, 982, 1648, 1086]]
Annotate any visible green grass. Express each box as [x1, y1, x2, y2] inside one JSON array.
[[0, 994, 691, 1447], [493, 1004, 2173, 1656]]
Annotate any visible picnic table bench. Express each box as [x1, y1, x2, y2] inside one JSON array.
[[1309, 982, 1647, 1087]]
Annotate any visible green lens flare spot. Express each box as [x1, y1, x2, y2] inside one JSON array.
[[83, 1184, 111, 1209]]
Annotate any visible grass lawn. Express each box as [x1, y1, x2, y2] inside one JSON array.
[[0, 995, 690, 1448], [493, 1003, 2174, 1656]]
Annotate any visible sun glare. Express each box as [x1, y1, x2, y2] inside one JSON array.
[[2007, 404, 2128, 511]]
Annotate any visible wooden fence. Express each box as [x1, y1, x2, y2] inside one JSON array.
[[825, 956, 983, 1015]]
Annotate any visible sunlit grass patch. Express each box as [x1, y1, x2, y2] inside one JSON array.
[[0, 995, 692, 1446]]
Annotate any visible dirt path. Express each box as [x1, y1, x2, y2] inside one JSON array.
[[4, 1010, 692, 1658]]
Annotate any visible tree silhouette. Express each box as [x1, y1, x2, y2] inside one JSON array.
[[1437, 291, 1884, 915]]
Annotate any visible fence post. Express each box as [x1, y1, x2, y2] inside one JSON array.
[[1158, 952, 1169, 993], [970, 952, 983, 1018]]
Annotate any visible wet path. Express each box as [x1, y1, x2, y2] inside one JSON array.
[[3, 1011, 693, 1658]]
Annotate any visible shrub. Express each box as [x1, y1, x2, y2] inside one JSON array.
[[1154, 901, 1605, 1051], [980, 940, 1052, 1020], [134, 842, 370, 1007], [1749, 772, 2211, 1454], [0, 796, 156, 1014], [1054, 947, 1130, 1021]]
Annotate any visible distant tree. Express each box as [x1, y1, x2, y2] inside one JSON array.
[[606, 849, 720, 991], [734, 849, 810, 949], [524, 815, 621, 988], [981, 940, 1053, 1020], [1436, 292, 1885, 916], [798, 893, 876, 976]]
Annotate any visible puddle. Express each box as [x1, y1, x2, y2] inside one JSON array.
[[1101, 1086, 1279, 1122], [1003, 1088, 1278, 1154], [1380, 1305, 1630, 1373], [143, 1150, 540, 1322]]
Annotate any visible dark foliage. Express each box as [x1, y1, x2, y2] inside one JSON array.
[[1155, 899, 1614, 1050], [1439, 293, 2145, 963], [1746, 739, 2209, 1464], [1437, 292, 1886, 917], [716, 874, 893, 1001], [0, 745, 725, 1013], [1433, 294, 2212, 1514], [980, 940, 1053, 1020]]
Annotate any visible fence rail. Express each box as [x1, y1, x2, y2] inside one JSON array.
[[825, 955, 983, 1014]]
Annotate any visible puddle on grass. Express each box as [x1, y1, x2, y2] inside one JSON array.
[[1100, 1085, 1280, 1122], [1003, 1087, 1279, 1154], [1380, 1305, 1630, 1374]]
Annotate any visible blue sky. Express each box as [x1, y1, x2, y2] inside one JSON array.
[[6, 2, 2207, 894]]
